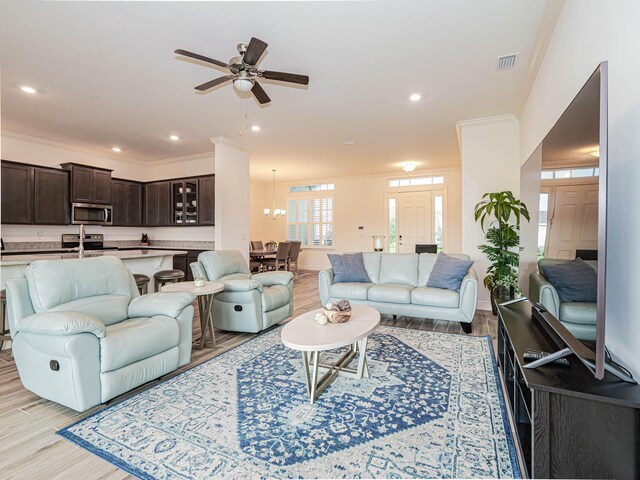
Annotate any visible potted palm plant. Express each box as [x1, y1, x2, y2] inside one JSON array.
[[474, 191, 530, 314]]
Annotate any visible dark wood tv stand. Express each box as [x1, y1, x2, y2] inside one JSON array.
[[497, 300, 640, 479]]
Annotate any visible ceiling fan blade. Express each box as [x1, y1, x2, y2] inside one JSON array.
[[242, 37, 268, 66], [195, 75, 233, 91], [251, 81, 271, 104], [175, 49, 228, 69], [261, 70, 309, 85]]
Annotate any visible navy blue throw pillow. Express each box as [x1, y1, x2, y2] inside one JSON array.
[[426, 253, 474, 292], [327, 253, 371, 283], [540, 258, 597, 303]]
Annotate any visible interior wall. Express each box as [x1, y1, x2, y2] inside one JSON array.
[[249, 181, 269, 244], [518, 0, 640, 378], [251, 167, 462, 271], [0, 132, 215, 244], [212, 137, 250, 259], [458, 115, 521, 311]]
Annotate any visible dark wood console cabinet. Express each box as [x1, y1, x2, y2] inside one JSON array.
[[498, 300, 640, 479]]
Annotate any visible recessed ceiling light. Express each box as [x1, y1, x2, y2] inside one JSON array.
[[20, 85, 37, 94], [344, 140, 355, 145], [169, 135, 180, 141], [111, 147, 122, 153], [409, 93, 422, 102], [251, 125, 261, 132], [403, 162, 416, 172]]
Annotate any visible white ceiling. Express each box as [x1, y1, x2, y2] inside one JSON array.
[[0, 1, 547, 182]]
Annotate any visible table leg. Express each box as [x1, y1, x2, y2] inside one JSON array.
[[301, 352, 311, 395], [309, 351, 320, 404], [199, 294, 215, 349], [356, 337, 370, 378]]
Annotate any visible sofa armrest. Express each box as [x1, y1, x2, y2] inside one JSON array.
[[15, 311, 106, 338], [128, 292, 196, 318], [252, 271, 293, 287], [459, 268, 478, 322], [529, 271, 560, 318], [221, 279, 264, 293], [190, 261, 206, 280], [318, 268, 335, 306]]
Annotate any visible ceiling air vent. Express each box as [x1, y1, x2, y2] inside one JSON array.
[[496, 53, 518, 71]]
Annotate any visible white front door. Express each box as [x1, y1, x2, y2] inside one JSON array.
[[546, 183, 598, 259], [397, 191, 433, 253]]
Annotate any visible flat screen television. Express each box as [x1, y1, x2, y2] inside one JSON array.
[[519, 62, 633, 383]]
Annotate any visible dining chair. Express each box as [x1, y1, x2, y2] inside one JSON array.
[[250, 240, 264, 251], [287, 241, 302, 275], [260, 242, 291, 271]]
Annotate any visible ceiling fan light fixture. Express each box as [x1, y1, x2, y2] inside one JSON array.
[[403, 162, 416, 172], [233, 78, 254, 92]]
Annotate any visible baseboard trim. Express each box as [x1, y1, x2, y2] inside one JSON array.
[[477, 300, 492, 312]]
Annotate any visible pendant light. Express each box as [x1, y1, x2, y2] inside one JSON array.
[[264, 169, 286, 219]]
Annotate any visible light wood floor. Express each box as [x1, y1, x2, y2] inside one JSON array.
[[0, 271, 497, 479]]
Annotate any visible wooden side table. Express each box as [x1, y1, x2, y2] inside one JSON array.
[[161, 281, 224, 349]]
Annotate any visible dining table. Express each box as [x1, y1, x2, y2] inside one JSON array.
[[250, 249, 277, 258]]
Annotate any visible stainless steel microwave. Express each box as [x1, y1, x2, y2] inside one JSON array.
[[71, 203, 113, 225]]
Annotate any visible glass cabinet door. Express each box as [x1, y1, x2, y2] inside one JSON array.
[[184, 180, 198, 224], [171, 180, 198, 225], [172, 182, 184, 224]]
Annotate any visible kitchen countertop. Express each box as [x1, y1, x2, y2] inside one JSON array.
[[0, 249, 188, 266]]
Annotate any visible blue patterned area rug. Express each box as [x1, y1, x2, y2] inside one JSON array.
[[58, 326, 521, 479]]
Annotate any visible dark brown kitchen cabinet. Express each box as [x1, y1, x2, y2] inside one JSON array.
[[198, 175, 215, 226], [1, 161, 69, 225], [34, 168, 69, 224], [61, 163, 113, 205], [1, 162, 33, 224], [112, 179, 142, 226], [144, 181, 171, 226]]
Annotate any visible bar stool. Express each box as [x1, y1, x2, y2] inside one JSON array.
[[0, 289, 11, 351], [133, 274, 150, 295], [154, 269, 185, 292]]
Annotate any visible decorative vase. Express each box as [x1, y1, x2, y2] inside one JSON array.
[[372, 235, 385, 252]]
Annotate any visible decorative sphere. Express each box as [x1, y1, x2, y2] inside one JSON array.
[[315, 312, 328, 325]]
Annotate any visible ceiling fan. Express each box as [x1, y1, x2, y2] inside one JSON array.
[[174, 37, 309, 104]]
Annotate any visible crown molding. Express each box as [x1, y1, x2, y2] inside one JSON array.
[[209, 136, 253, 153], [147, 151, 213, 166], [1, 130, 151, 166], [454, 114, 517, 128]]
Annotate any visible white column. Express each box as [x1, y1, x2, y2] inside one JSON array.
[[210, 136, 251, 260], [456, 115, 520, 310]]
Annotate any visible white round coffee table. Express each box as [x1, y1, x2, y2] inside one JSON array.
[[281, 304, 380, 403], [161, 281, 224, 350]]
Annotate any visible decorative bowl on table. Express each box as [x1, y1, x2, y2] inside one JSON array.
[[322, 299, 352, 323]]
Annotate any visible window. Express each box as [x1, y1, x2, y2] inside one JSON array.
[[389, 175, 444, 188], [538, 193, 549, 259], [388, 198, 397, 253], [541, 168, 599, 179], [434, 195, 443, 249], [287, 190, 334, 247], [288, 183, 334, 193]]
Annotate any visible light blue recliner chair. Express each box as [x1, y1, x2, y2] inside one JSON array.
[[190, 250, 294, 333], [5, 256, 196, 412]]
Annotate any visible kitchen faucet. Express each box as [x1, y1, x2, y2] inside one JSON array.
[[78, 224, 85, 258]]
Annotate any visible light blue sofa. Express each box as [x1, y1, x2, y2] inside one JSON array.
[[529, 258, 597, 341], [319, 253, 478, 329], [5, 256, 196, 412], [190, 250, 294, 333]]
